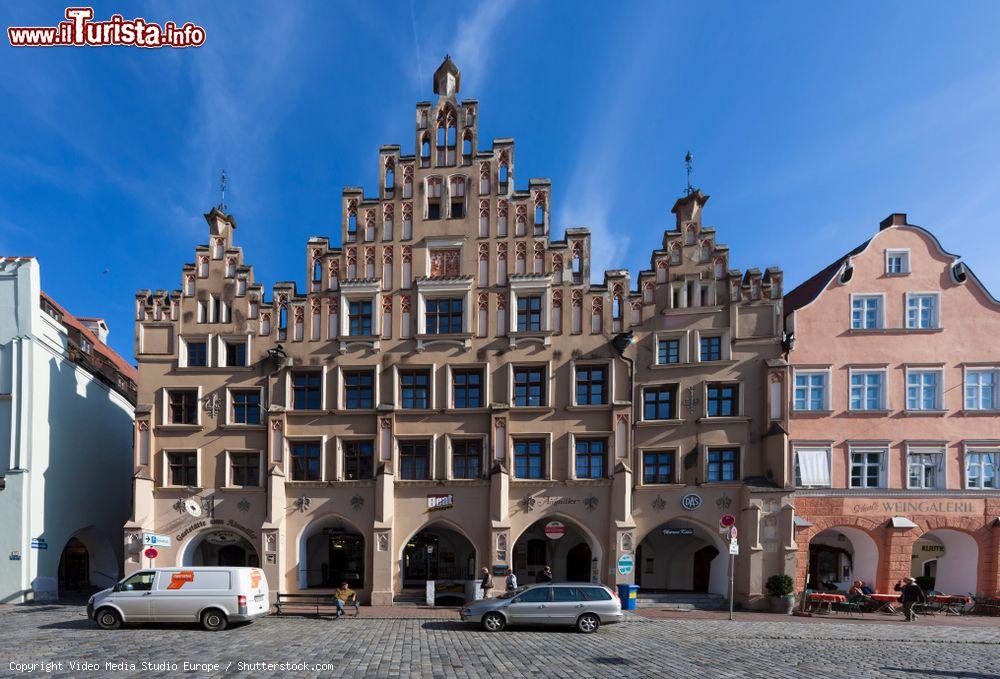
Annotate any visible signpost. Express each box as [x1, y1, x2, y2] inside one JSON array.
[[728, 538, 738, 621], [544, 521, 565, 540]]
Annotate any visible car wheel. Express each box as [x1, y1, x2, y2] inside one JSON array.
[[201, 609, 228, 631], [576, 613, 600, 634], [95, 608, 121, 630], [481, 612, 506, 632]]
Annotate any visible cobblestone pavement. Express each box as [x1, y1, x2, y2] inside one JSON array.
[[2, 604, 999, 678]]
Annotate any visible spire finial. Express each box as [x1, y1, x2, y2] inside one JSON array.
[[219, 170, 228, 212], [684, 151, 693, 196]]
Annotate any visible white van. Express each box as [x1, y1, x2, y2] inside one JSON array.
[[88, 567, 269, 631]]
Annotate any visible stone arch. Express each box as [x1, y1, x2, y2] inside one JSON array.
[[177, 527, 260, 570], [510, 512, 605, 584], [795, 518, 882, 593], [635, 516, 729, 595], [293, 512, 368, 590], [58, 526, 119, 596], [910, 518, 991, 595], [397, 518, 480, 593]]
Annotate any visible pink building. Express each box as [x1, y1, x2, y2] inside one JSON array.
[[784, 213, 999, 597]]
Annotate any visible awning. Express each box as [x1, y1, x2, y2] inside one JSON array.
[[889, 516, 918, 528]]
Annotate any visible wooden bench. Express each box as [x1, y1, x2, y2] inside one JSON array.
[[274, 593, 359, 617]]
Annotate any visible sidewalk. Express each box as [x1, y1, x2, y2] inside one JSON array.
[[633, 607, 1000, 628]]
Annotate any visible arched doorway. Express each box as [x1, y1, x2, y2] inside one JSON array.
[[911, 529, 978, 595], [636, 520, 726, 595], [58, 538, 90, 595], [807, 527, 878, 591], [181, 530, 260, 568], [57, 527, 119, 598], [512, 517, 601, 584], [297, 515, 366, 590], [402, 523, 476, 588]]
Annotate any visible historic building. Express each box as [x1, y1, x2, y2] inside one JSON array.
[[126, 57, 794, 608], [785, 213, 1000, 597], [0, 257, 137, 603]]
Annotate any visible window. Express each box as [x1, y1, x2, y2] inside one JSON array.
[[224, 340, 247, 367], [513, 367, 545, 407], [292, 372, 322, 410], [794, 448, 831, 487], [643, 451, 674, 484], [344, 370, 374, 409], [643, 386, 677, 420], [517, 295, 543, 332], [966, 451, 997, 489], [449, 178, 465, 218], [908, 449, 943, 489], [658, 338, 680, 365], [290, 441, 321, 481], [707, 448, 739, 482], [965, 369, 997, 410], [186, 341, 207, 367], [582, 587, 612, 601], [167, 389, 198, 424], [575, 366, 607, 405], [399, 370, 430, 409], [398, 440, 430, 480], [850, 449, 884, 488], [452, 439, 482, 479], [514, 587, 550, 603], [793, 371, 828, 411], [850, 371, 884, 410], [348, 300, 373, 336], [120, 571, 155, 592], [343, 440, 374, 480], [851, 295, 882, 329], [575, 439, 606, 479], [706, 384, 738, 417], [427, 179, 442, 220], [906, 294, 938, 329], [426, 298, 463, 334], [886, 250, 909, 274], [452, 369, 482, 408], [167, 452, 197, 486], [907, 370, 942, 410], [700, 336, 722, 361], [514, 439, 546, 479], [231, 390, 261, 425], [230, 452, 260, 487]]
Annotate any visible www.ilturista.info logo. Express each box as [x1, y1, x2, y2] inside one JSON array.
[[8, 7, 206, 48]]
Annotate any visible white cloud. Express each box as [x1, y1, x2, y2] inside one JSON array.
[[450, 0, 517, 90]]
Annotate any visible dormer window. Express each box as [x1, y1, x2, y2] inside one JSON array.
[[886, 249, 910, 275]]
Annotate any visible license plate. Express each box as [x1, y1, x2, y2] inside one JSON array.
[[254, 594, 265, 601]]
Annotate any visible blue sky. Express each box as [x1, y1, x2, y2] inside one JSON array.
[[3, 1, 1000, 362]]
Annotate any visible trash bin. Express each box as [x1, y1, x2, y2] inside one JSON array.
[[617, 584, 639, 611]]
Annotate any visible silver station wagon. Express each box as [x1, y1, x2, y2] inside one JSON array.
[[460, 583, 624, 633]]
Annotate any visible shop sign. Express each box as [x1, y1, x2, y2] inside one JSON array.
[[544, 521, 566, 540], [427, 494, 454, 512], [681, 493, 702, 511], [617, 553, 634, 576], [143, 533, 171, 547], [846, 499, 984, 516], [492, 565, 507, 576], [662, 528, 694, 536]]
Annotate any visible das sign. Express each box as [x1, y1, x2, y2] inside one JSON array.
[[544, 521, 566, 540], [681, 493, 702, 511]]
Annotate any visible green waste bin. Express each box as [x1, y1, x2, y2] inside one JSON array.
[[617, 584, 639, 611]]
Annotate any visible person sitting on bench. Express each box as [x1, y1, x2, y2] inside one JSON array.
[[333, 582, 357, 619]]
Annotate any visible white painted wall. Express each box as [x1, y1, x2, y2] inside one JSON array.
[[925, 529, 978, 595], [0, 259, 134, 602]]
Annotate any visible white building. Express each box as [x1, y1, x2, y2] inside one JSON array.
[[0, 258, 136, 603]]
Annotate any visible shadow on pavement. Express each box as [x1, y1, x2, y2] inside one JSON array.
[[883, 670, 1000, 679]]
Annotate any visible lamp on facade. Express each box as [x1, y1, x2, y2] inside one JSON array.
[[610, 331, 635, 357]]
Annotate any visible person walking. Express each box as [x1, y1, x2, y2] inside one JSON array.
[[480, 567, 494, 599], [505, 567, 518, 593], [535, 565, 553, 583], [896, 577, 926, 621]]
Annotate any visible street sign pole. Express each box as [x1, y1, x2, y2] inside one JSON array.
[[728, 551, 734, 621]]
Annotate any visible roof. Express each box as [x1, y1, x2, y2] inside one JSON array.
[[783, 239, 871, 317], [39, 291, 137, 384]]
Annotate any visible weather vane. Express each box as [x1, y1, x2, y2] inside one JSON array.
[[219, 170, 228, 212], [684, 151, 693, 196]]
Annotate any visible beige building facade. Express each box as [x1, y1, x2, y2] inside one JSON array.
[[125, 58, 795, 608]]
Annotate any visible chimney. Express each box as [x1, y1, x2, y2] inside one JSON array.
[[879, 213, 907, 230]]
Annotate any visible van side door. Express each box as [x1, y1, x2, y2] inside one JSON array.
[[112, 571, 155, 622]]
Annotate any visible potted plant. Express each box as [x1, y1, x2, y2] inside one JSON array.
[[766, 574, 796, 614]]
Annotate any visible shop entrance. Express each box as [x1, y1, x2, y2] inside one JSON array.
[[402, 524, 476, 588], [182, 531, 259, 568], [636, 520, 726, 595], [806, 527, 877, 591], [57, 538, 90, 594], [513, 517, 600, 584], [911, 530, 978, 595]]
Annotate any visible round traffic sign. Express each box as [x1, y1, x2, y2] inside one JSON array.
[[617, 553, 634, 576], [720, 514, 736, 528], [144, 547, 158, 559], [729, 526, 738, 540], [544, 521, 565, 540]]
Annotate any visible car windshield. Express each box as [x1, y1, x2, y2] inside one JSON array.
[[496, 585, 530, 600]]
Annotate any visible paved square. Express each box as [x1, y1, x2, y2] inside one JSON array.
[[1, 604, 998, 678]]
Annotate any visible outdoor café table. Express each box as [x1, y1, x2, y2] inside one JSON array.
[[807, 592, 846, 614], [929, 594, 972, 615], [869, 593, 900, 614]]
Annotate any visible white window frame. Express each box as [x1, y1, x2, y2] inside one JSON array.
[[337, 365, 381, 411], [905, 366, 945, 411], [285, 435, 328, 482], [287, 366, 328, 412], [964, 446, 998, 490], [395, 434, 437, 481], [702, 444, 744, 483], [393, 364, 436, 410], [850, 293, 885, 330], [161, 448, 201, 488], [964, 366, 999, 411], [848, 446, 887, 489], [638, 447, 680, 486], [177, 334, 212, 369], [653, 331, 688, 365], [792, 368, 831, 411], [885, 248, 910, 275], [225, 449, 265, 488], [570, 360, 614, 407], [693, 329, 732, 362], [509, 278, 553, 334], [568, 432, 613, 480], [340, 288, 381, 338], [703, 381, 743, 418], [509, 432, 554, 480], [905, 292, 940, 330], [160, 386, 203, 427], [793, 446, 833, 488], [906, 445, 945, 490], [508, 362, 552, 408], [218, 334, 252, 368], [848, 367, 887, 411], [445, 434, 489, 480], [225, 386, 266, 427], [446, 363, 489, 410]]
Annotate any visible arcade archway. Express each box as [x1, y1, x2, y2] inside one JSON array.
[[401, 522, 477, 589], [512, 516, 602, 584], [297, 515, 366, 590], [911, 529, 978, 595], [807, 527, 878, 591], [180, 530, 259, 568], [58, 526, 118, 597], [636, 519, 727, 595]]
